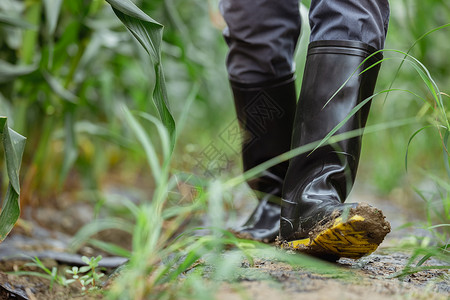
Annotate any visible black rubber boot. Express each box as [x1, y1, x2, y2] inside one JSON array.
[[230, 75, 296, 243], [279, 41, 390, 258]]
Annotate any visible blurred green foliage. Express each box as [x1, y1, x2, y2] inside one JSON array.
[[361, 0, 450, 194], [0, 1, 448, 298], [0, 0, 448, 208], [0, 0, 231, 203]]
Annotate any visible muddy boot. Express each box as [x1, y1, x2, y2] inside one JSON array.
[[229, 75, 296, 243], [279, 40, 390, 259]]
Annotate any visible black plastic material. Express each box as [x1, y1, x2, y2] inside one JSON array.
[[280, 40, 382, 240], [230, 75, 297, 242]]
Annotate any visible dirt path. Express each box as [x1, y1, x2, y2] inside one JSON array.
[[0, 185, 448, 299], [215, 251, 448, 300], [220, 185, 449, 299]]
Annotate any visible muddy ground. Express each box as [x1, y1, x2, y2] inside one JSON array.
[[0, 184, 448, 299]]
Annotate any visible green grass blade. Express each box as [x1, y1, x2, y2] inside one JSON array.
[[314, 89, 421, 154], [404, 125, 445, 171], [427, 224, 450, 229], [121, 103, 162, 183], [87, 238, 132, 258], [72, 121, 134, 150], [136, 112, 171, 166], [70, 218, 134, 252], [8, 271, 53, 281], [384, 49, 448, 128], [390, 265, 450, 278], [383, 23, 450, 104], [444, 130, 450, 179], [175, 83, 199, 140], [225, 117, 417, 188], [416, 253, 433, 267]]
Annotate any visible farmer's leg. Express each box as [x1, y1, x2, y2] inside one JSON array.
[[220, 0, 300, 242], [280, 0, 391, 259], [220, 0, 301, 82], [309, 0, 390, 49]]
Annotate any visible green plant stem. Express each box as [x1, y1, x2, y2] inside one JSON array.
[[64, 38, 88, 89], [21, 0, 42, 64]]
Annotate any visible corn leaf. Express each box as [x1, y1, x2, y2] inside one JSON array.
[[105, 0, 176, 150], [43, 0, 62, 37], [0, 116, 26, 243], [60, 111, 78, 186], [42, 71, 78, 103], [0, 60, 37, 84], [0, 12, 35, 29]]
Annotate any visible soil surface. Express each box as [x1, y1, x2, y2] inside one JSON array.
[[222, 185, 449, 299], [0, 185, 448, 299]]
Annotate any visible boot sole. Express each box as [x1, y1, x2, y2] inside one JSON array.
[[281, 203, 391, 259], [228, 228, 276, 244]]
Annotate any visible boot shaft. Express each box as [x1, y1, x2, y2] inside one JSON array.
[[285, 40, 382, 202], [280, 40, 383, 240], [230, 75, 297, 196]]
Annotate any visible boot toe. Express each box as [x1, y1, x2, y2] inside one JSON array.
[[281, 203, 391, 259]]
